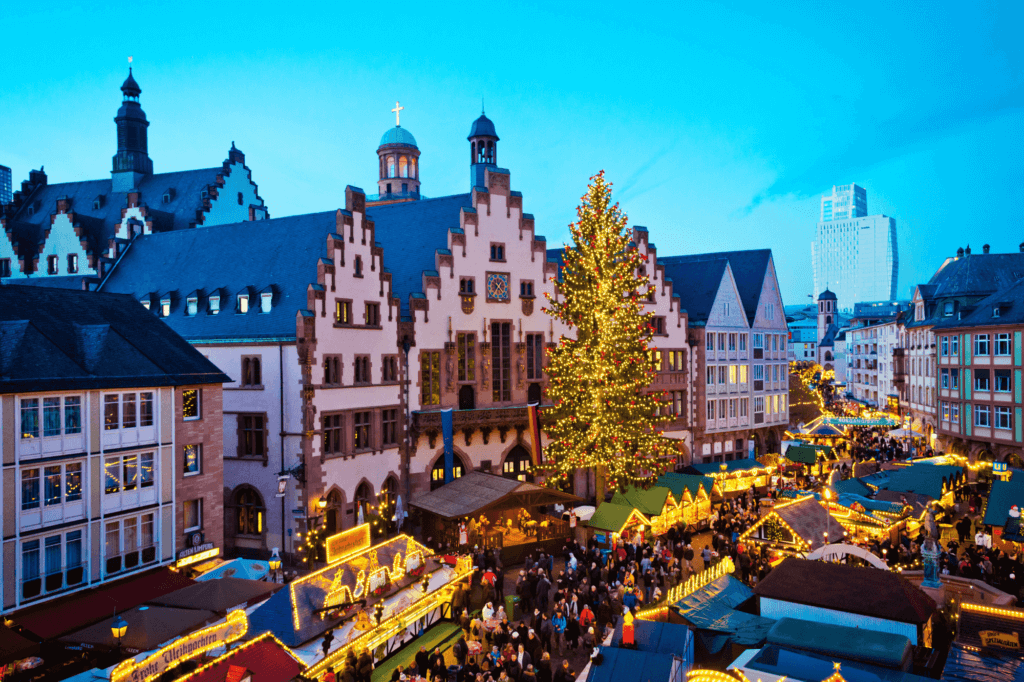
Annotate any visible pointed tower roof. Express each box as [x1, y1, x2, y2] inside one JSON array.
[[121, 68, 141, 98], [468, 113, 498, 140]]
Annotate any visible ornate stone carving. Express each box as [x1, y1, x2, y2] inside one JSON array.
[[515, 344, 526, 390], [481, 427, 491, 445], [461, 294, 475, 315], [427, 430, 438, 449], [521, 298, 534, 316], [480, 344, 491, 389], [462, 428, 474, 447], [445, 344, 456, 392], [498, 426, 509, 444]]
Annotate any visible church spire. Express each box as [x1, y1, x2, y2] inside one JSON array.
[[112, 58, 153, 191]]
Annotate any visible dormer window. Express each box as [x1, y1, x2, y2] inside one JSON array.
[[162, 188, 175, 204], [200, 189, 209, 201], [161, 298, 171, 317], [46, 255, 58, 275], [237, 294, 249, 314], [25, 205, 35, 217], [141, 298, 151, 310], [943, 302, 953, 317], [209, 295, 220, 315], [186, 296, 198, 316], [93, 195, 105, 210], [993, 306, 1001, 318], [260, 292, 272, 313]]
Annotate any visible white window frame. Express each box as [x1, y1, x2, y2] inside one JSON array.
[[995, 406, 1011, 430], [975, 404, 991, 427], [975, 334, 990, 357], [183, 499, 203, 533], [182, 389, 201, 421], [183, 444, 202, 476], [995, 333, 1011, 356], [209, 295, 220, 314], [186, 296, 198, 316]]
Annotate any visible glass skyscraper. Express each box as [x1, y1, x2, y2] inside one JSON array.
[[812, 184, 898, 312], [0, 165, 11, 206]]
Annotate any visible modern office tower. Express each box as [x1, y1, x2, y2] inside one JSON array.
[[812, 184, 898, 312], [0, 165, 11, 205]]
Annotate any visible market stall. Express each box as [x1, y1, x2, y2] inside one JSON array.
[[170, 632, 305, 682], [612, 486, 679, 536], [587, 503, 652, 548], [656, 473, 715, 528], [410, 471, 581, 560], [738, 496, 844, 558], [685, 459, 773, 495]]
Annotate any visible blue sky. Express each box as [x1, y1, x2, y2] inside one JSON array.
[[3, 1, 1022, 304]]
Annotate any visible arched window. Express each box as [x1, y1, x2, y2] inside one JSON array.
[[236, 488, 265, 536], [411, 157, 417, 179], [430, 454, 466, 490], [242, 357, 261, 387], [527, 383, 542, 404], [387, 156, 396, 178], [355, 482, 372, 519], [399, 156, 408, 178], [824, 351, 833, 361], [825, 315, 832, 325], [502, 446, 533, 482], [325, 489, 342, 534]]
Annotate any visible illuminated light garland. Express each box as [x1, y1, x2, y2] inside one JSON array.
[[665, 557, 737, 605], [111, 610, 248, 682], [685, 668, 753, 682], [961, 602, 1024, 620], [170, 632, 305, 682], [306, 556, 475, 678], [739, 509, 811, 552]]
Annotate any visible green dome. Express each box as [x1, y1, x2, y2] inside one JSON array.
[[379, 126, 418, 148]]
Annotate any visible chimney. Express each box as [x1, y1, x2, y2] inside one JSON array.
[[983, 244, 990, 254], [965, 245, 972, 255], [956, 247, 964, 258], [28, 167, 47, 188], [1020, 241, 1024, 253]]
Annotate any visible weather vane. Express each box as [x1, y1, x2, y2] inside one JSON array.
[[392, 101, 403, 127]]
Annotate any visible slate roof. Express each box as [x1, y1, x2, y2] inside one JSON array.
[[933, 278, 1024, 329], [906, 251, 1024, 329], [468, 113, 499, 139], [0, 285, 230, 393], [755, 557, 936, 625], [99, 211, 339, 342], [367, 194, 473, 312], [660, 249, 772, 325], [3, 168, 225, 271]]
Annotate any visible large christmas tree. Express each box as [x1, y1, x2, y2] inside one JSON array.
[[541, 171, 672, 495]]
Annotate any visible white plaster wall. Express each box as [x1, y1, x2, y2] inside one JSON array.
[[205, 162, 266, 225], [0, 229, 24, 278], [203, 342, 303, 555], [750, 261, 791, 425], [37, 213, 97, 277], [114, 206, 147, 243]]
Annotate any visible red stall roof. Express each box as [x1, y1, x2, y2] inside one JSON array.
[[176, 633, 305, 682], [12, 567, 195, 640]]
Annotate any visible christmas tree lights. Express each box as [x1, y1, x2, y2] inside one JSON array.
[[540, 171, 672, 493]]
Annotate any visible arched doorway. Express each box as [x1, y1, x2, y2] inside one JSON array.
[[1005, 452, 1024, 470], [325, 489, 342, 535], [235, 487, 265, 542], [459, 385, 476, 410], [502, 445, 533, 482], [354, 482, 372, 523], [527, 383, 542, 404], [380, 476, 398, 531], [431, 454, 467, 490]]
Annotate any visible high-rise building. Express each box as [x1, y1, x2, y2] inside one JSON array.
[[0, 165, 11, 205], [812, 184, 898, 312]]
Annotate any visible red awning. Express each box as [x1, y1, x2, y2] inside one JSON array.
[[182, 634, 304, 682], [12, 567, 195, 641], [0, 625, 39, 666]]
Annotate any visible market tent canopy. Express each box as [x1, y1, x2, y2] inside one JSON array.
[[983, 475, 1024, 528], [584, 646, 679, 682], [0, 625, 39, 666], [656, 472, 715, 501], [196, 558, 270, 582], [609, 619, 693, 657], [880, 464, 965, 500], [11, 567, 195, 640], [806, 424, 844, 437], [146, 576, 282, 614], [686, 459, 767, 476], [611, 486, 671, 517], [824, 417, 899, 427], [176, 632, 305, 682], [783, 445, 817, 465], [834, 477, 875, 497], [587, 503, 650, 534], [410, 471, 581, 519], [59, 605, 216, 651]]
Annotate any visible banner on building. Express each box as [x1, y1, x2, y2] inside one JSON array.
[[528, 403, 544, 466], [441, 408, 454, 484]]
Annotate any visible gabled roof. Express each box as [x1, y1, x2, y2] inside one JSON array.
[[100, 211, 339, 342], [660, 249, 772, 325], [755, 557, 936, 625], [880, 464, 965, 500], [4, 168, 224, 269], [934, 278, 1024, 329], [367, 194, 473, 312], [409, 471, 580, 519], [659, 257, 729, 323], [612, 485, 671, 516], [0, 285, 229, 393], [770, 497, 843, 551], [656, 472, 715, 501], [176, 632, 306, 682], [588, 502, 650, 533]]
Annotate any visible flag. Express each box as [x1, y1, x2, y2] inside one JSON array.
[[528, 402, 543, 465], [441, 408, 454, 484]]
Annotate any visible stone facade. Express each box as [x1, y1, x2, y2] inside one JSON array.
[[174, 384, 225, 558]]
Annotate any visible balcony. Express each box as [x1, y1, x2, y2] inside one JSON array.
[[413, 404, 547, 445]]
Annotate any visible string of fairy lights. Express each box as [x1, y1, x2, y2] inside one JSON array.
[[296, 488, 398, 565], [539, 171, 674, 491]]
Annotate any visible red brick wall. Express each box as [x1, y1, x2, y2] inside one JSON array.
[[174, 385, 224, 556]]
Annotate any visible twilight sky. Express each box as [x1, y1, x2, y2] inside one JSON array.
[[3, 1, 1022, 305]]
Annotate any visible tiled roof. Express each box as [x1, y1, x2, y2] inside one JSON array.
[[99, 211, 339, 342], [755, 557, 936, 625], [659, 257, 729, 323], [0, 285, 230, 393], [368, 194, 473, 312], [4, 168, 223, 266], [660, 249, 772, 325]]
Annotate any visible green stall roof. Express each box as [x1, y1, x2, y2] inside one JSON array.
[[611, 485, 671, 516], [656, 472, 715, 500]]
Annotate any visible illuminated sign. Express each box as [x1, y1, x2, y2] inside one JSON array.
[[111, 610, 248, 682], [325, 523, 371, 564], [980, 630, 1020, 650], [176, 543, 219, 568]]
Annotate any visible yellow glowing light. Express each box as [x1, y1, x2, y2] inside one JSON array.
[[170, 631, 305, 682], [175, 547, 220, 568]]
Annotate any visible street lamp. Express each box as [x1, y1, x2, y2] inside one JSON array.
[[318, 496, 328, 512], [111, 614, 128, 653], [268, 547, 282, 583]]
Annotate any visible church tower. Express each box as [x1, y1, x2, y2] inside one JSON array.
[[468, 112, 498, 187], [817, 288, 837, 342], [111, 67, 153, 192], [374, 102, 420, 205]]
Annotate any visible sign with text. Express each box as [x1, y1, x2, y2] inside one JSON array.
[[326, 523, 371, 564], [176, 542, 219, 568], [980, 630, 1020, 651], [111, 610, 248, 682]]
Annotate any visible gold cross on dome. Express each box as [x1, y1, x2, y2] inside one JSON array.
[[392, 101, 404, 126]]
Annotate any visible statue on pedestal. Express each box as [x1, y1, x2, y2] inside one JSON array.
[[921, 506, 942, 588]]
